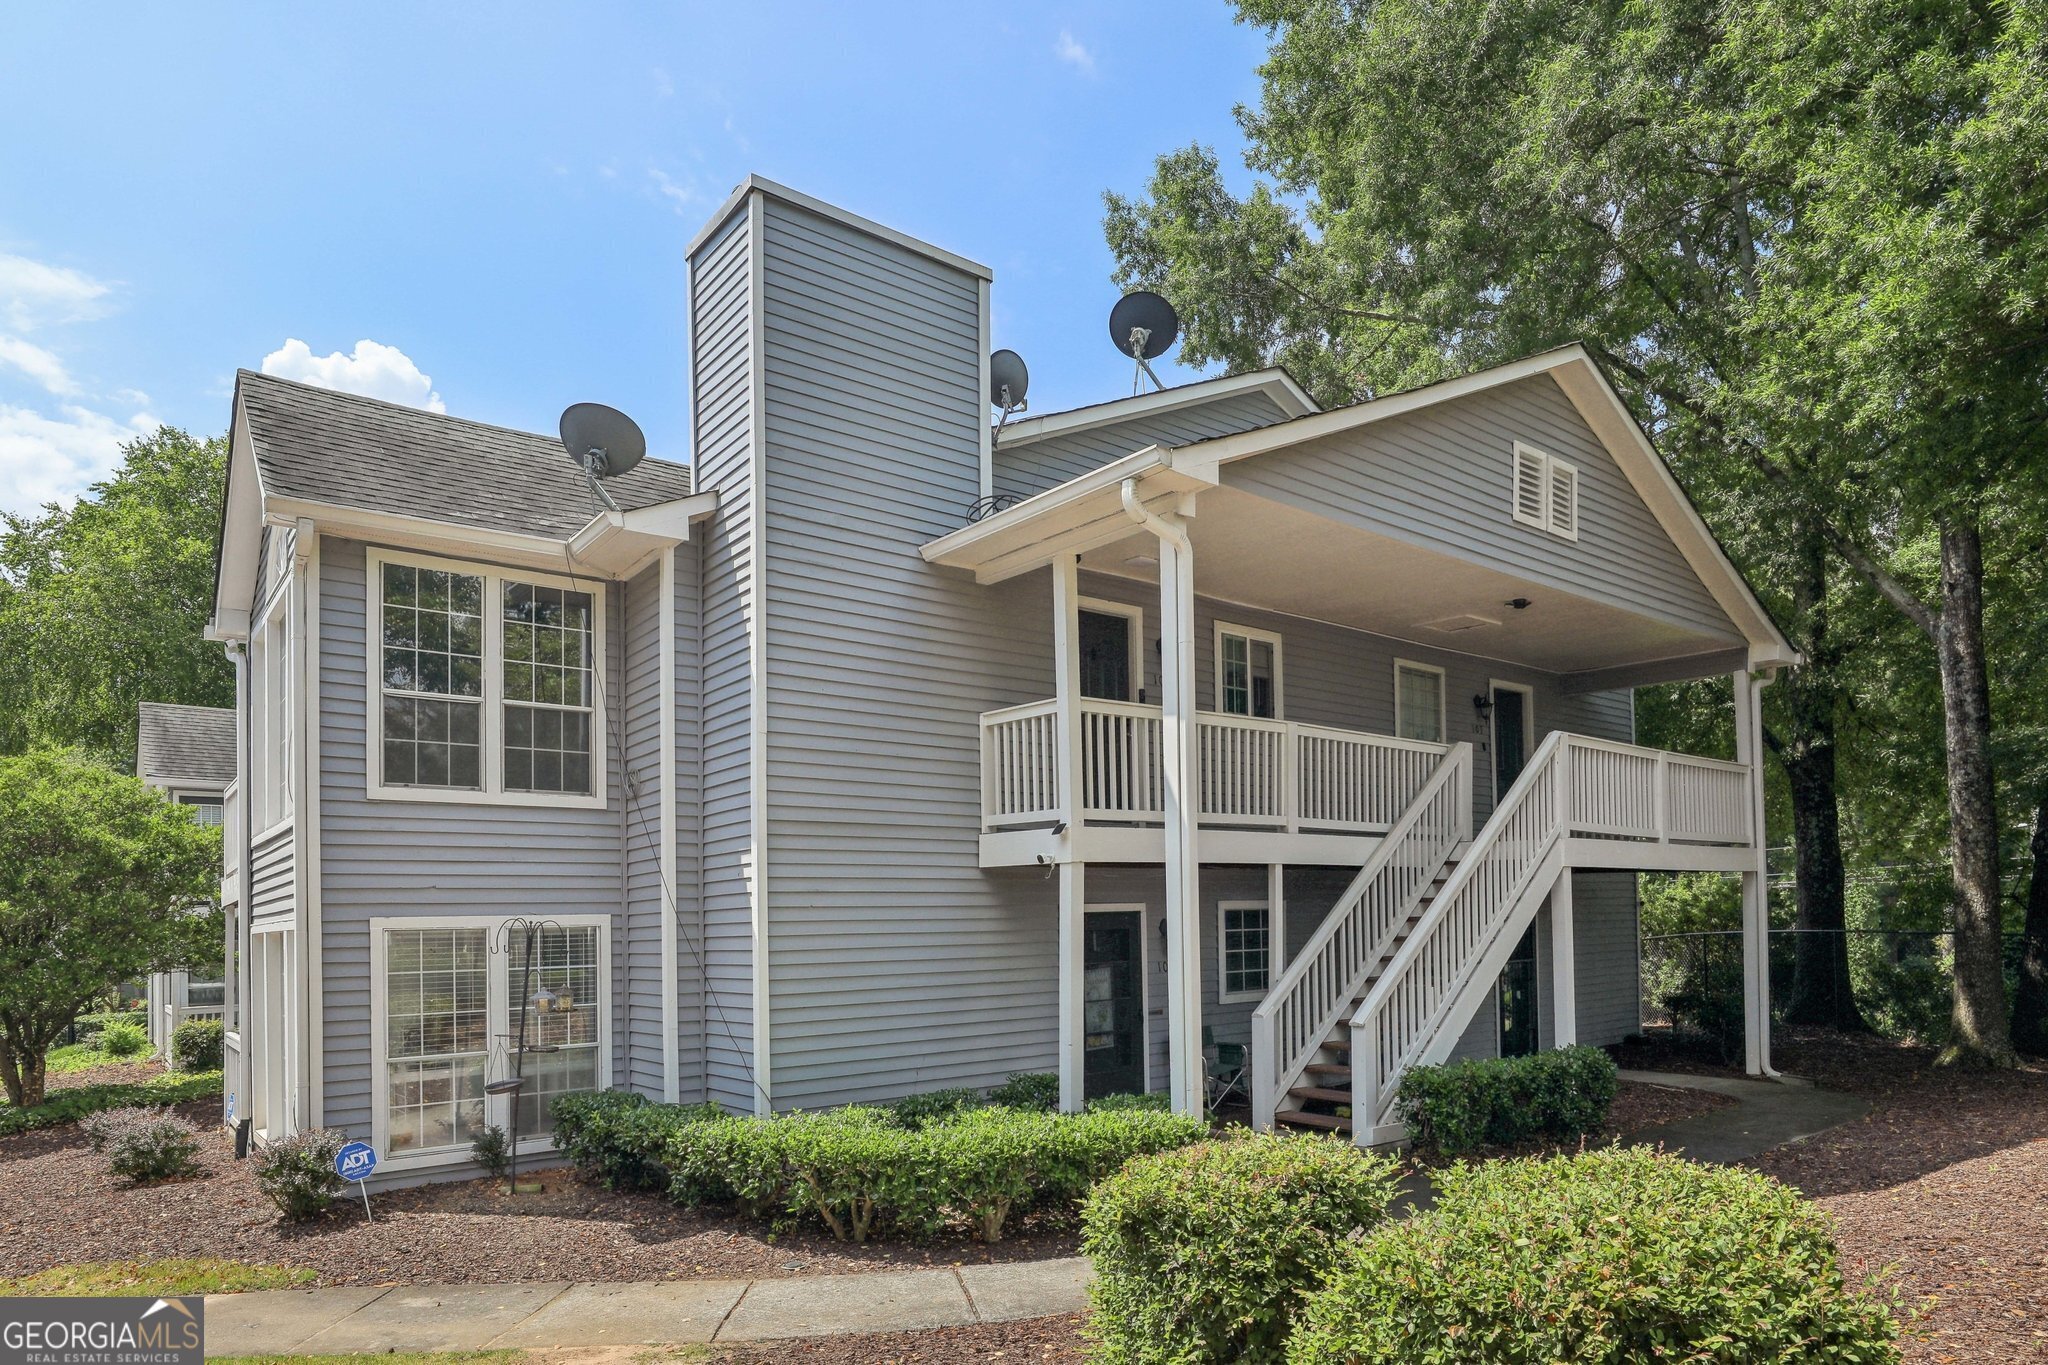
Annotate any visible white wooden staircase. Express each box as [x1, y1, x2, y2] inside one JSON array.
[[1252, 730, 1755, 1142]]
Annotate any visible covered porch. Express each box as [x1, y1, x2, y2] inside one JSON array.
[[924, 382, 1797, 1121]]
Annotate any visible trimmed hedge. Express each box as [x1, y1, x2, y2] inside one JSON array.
[[988, 1071, 1060, 1110], [0, 1070, 221, 1136], [171, 1018, 224, 1072], [1395, 1044, 1618, 1156], [553, 1088, 1206, 1243], [1286, 1147, 1899, 1364], [1083, 1134, 1402, 1365]]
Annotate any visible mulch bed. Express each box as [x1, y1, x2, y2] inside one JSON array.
[[708, 1315, 1087, 1364], [1620, 1026, 2048, 1364], [43, 1057, 167, 1092], [0, 1096, 1076, 1288]]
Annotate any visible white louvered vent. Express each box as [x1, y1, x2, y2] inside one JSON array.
[[1547, 458, 1579, 540], [1511, 442, 1580, 542], [1512, 444, 1547, 528]]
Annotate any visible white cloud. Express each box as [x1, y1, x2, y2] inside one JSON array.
[[1054, 29, 1096, 74], [0, 400, 158, 512], [0, 252, 114, 333], [0, 334, 77, 396], [260, 338, 445, 413], [648, 167, 703, 215]]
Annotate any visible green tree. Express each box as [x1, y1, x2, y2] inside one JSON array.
[[0, 749, 221, 1108], [0, 427, 231, 767], [1105, 0, 2047, 1065]]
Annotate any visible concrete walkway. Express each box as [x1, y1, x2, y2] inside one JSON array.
[[202, 1074, 1865, 1357], [203, 1257, 1091, 1357], [1617, 1069, 1868, 1163]]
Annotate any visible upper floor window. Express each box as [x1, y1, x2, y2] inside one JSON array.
[[250, 593, 292, 831], [370, 551, 604, 806], [1511, 441, 1579, 541], [176, 794, 224, 828], [1394, 659, 1446, 744], [1216, 622, 1282, 720]]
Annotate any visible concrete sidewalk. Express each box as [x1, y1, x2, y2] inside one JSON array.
[[1618, 1069, 1869, 1162], [203, 1258, 1091, 1356]]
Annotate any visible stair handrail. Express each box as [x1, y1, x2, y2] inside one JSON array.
[[1350, 729, 1573, 1131], [1250, 741, 1473, 1127]]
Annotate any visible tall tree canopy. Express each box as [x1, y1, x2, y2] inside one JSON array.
[[0, 427, 232, 768], [0, 748, 222, 1107], [1106, 0, 2048, 1063]]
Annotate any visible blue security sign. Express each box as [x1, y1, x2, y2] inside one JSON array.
[[334, 1140, 377, 1183]]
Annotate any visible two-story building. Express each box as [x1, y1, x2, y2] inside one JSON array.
[[206, 176, 1794, 1181]]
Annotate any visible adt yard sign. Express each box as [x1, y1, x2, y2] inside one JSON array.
[[335, 1141, 377, 1220]]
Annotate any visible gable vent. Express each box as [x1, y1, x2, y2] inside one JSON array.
[[1417, 612, 1502, 634], [1547, 458, 1579, 539], [1512, 441, 1580, 541], [1513, 445, 1546, 528]]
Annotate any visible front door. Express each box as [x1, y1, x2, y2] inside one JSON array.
[[1492, 685, 1528, 798], [1498, 925, 1538, 1057], [1084, 911, 1145, 1098], [1079, 609, 1134, 701]]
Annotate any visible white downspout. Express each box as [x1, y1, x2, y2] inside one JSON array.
[[1121, 478, 1204, 1116]]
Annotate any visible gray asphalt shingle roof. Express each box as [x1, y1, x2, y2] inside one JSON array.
[[237, 370, 694, 539], [136, 702, 237, 788]]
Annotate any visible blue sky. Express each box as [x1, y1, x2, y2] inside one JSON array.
[[0, 3, 1272, 515]]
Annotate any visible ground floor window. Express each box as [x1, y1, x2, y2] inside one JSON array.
[[1219, 900, 1272, 1002], [374, 916, 608, 1160]]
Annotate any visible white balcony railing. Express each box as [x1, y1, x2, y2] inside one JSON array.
[[981, 697, 1448, 834]]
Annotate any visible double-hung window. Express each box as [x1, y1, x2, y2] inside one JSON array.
[[1394, 659, 1446, 744], [370, 551, 604, 805], [1218, 901, 1273, 1002], [1216, 622, 1283, 720]]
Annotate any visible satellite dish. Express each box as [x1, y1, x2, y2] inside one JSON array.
[[989, 350, 1030, 409], [1109, 290, 1179, 361], [559, 403, 647, 479]]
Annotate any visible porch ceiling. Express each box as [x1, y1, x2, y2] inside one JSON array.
[[1076, 485, 1748, 683]]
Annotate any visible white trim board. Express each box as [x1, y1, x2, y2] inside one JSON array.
[[994, 369, 1318, 451]]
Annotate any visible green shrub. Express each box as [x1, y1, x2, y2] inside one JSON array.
[[890, 1086, 985, 1128], [780, 1107, 941, 1243], [1287, 1147, 1899, 1364], [98, 1019, 148, 1059], [1085, 1090, 1168, 1112], [471, 1124, 511, 1179], [0, 1070, 220, 1136], [988, 1071, 1059, 1110], [1395, 1044, 1618, 1156], [170, 1018, 224, 1072], [254, 1128, 348, 1220], [1036, 1106, 1210, 1203], [552, 1089, 654, 1187], [97, 1109, 204, 1183], [660, 1113, 794, 1218], [1084, 1133, 1402, 1365], [925, 1106, 1044, 1243]]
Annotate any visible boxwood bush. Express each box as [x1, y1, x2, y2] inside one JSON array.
[[988, 1071, 1060, 1110], [554, 1087, 1206, 1243], [1083, 1133, 1402, 1365], [1395, 1043, 1618, 1156], [1287, 1147, 1899, 1364], [170, 1018, 224, 1072], [254, 1128, 349, 1220]]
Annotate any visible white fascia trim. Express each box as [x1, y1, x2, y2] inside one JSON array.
[[297, 525, 325, 1128], [684, 173, 993, 281], [994, 369, 1320, 451], [210, 397, 265, 641], [919, 444, 1192, 571], [568, 492, 720, 553], [265, 497, 587, 574]]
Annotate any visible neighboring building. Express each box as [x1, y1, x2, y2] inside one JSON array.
[[137, 702, 236, 1061], [204, 176, 1794, 1181]]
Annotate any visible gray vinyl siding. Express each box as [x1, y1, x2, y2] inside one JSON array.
[[752, 193, 1059, 1109], [621, 561, 665, 1097], [315, 537, 630, 1135], [992, 391, 1295, 500], [1570, 871, 1642, 1045], [688, 209, 760, 1112], [1221, 375, 1742, 643]]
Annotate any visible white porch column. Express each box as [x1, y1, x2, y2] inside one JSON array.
[[1550, 871, 1576, 1048], [1052, 556, 1089, 1111], [1732, 668, 1774, 1076], [1158, 524, 1203, 1116], [1267, 863, 1287, 977]]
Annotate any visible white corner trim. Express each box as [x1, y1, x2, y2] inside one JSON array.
[[658, 549, 680, 1104], [299, 526, 325, 1128], [746, 197, 773, 1116]]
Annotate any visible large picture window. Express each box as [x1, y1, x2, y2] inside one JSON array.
[[373, 916, 609, 1163], [369, 551, 604, 806]]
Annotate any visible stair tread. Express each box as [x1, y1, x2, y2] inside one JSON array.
[[1304, 1063, 1352, 1080], [1276, 1110, 1353, 1132], [1289, 1085, 1354, 1103]]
